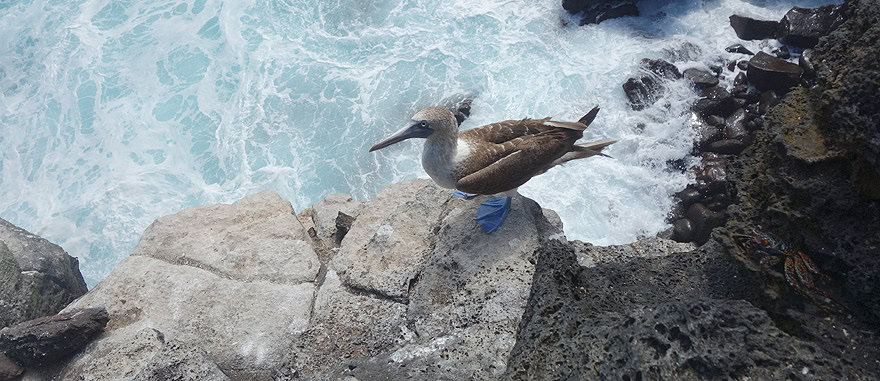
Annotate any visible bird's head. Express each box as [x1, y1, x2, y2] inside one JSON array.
[[369, 107, 458, 152]]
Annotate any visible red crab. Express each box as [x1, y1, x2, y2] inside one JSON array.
[[734, 227, 833, 304]]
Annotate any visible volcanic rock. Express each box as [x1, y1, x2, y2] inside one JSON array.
[[0, 219, 87, 329], [778, 4, 847, 48], [672, 218, 695, 242], [692, 87, 737, 118], [773, 46, 791, 59], [0, 307, 108, 367], [0, 354, 23, 380], [747, 51, 802, 93], [683, 68, 719, 88], [729, 14, 779, 40], [725, 44, 754, 55], [564, 0, 639, 25]]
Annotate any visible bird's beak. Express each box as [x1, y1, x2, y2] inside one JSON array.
[[369, 123, 434, 152]]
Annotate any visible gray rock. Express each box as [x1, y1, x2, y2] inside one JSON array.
[[298, 193, 363, 262], [725, 44, 754, 55], [573, 238, 695, 268], [623, 76, 661, 111], [563, 0, 639, 25], [692, 87, 737, 118], [683, 68, 719, 88], [0, 354, 23, 381], [322, 180, 555, 380], [0, 307, 108, 367], [778, 5, 847, 48], [729, 14, 779, 40], [747, 51, 803, 93], [0, 219, 87, 329], [132, 339, 230, 381], [723, 108, 749, 142], [672, 218, 695, 243], [54, 191, 319, 380], [707, 139, 746, 155]]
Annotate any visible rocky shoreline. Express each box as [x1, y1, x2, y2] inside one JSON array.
[[2, 0, 879, 380]]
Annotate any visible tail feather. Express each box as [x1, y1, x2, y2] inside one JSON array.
[[577, 106, 601, 127], [575, 138, 617, 158]]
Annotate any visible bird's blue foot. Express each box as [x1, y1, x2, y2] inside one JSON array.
[[452, 190, 477, 199], [475, 196, 512, 233]]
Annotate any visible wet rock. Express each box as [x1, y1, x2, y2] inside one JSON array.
[[696, 122, 722, 150], [799, 49, 816, 77], [724, 109, 750, 142], [736, 60, 749, 71], [643, 58, 682, 79], [0, 220, 88, 329], [707, 139, 747, 155], [672, 218, 695, 242], [709, 65, 723, 76], [623, 76, 661, 111], [695, 161, 728, 195], [0, 307, 108, 367], [692, 87, 737, 118], [733, 72, 747, 87], [683, 68, 719, 88], [778, 5, 847, 48], [747, 51, 802, 93], [704, 115, 724, 127], [727, 60, 736, 72], [725, 44, 754, 55], [758, 91, 780, 114], [0, 354, 23, 380], [686, 203, 726, 244], [729, 14, 779, 40], [675, 187, 703, 207], [773, 46, 791, 59], [564, 0, 639, 25]]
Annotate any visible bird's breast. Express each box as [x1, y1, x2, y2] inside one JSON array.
[[422, 139, 471, 189]]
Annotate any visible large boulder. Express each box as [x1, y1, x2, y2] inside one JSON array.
[[0, 219, 87, 329], [778, 4, 847, 48], [49, 191, 320, 380], [729, 14, 779, 40], [278, 179, 561, 380], [747, 51, 802, 93]]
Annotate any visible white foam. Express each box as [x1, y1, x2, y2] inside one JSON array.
[[0, 0, 839, 286]]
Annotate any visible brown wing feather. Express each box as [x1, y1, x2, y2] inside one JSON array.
[[460, 118, 582, 144], [455, 132, 573, 195]]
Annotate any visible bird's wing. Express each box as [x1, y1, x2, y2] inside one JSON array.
[[455, 132, 572, 195], [460, 118, 585, 144]]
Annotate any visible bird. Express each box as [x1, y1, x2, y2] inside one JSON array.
[[369, 106, 616, 233]]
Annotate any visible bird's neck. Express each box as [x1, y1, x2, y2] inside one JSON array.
[[421, 130, 460, 189]]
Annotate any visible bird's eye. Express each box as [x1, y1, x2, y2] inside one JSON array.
[[420, 121, 427, 128]]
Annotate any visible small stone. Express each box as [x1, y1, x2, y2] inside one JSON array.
[[673, 219, 695, 243], [697, 123, 722, 149], [692, 87, 737, 118], [747, 52, 802, 93], [737, 60, 749, 71], [709, 65, 723, 76], [734, 72, 748, 87], [641, 58, 682, 79], [696, 162, 728, 194], [773, 46, 791, 59], [675, 187, 703, 206], [0, 307, 109, 367], [683, 68, 719, 88], [623, 76, 661, 111], [705, 115, 725, 127], [725, 44, 754, 55], [729, 15, 779, 40], [778, 5, 847, 48], [727, 61, 737, 72], [686, 203, 726, 244], [707, 139, 747, 155], [724, 109, 751, 145], [799, 49, 816, 77]]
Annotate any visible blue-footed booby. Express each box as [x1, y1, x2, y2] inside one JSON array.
[[370, 106, 616, 233]]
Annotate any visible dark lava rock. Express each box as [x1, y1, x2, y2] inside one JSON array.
[[641, 58, 682, 80], [623, 77, 660, 111], [725, 43, 754, 55], [733, 72, 747, 86], [686, 203, 725, 244], [564, 0, 639, 25], [0, 219, 88, 329], [0, 307, 109, 367], [672, 219, 694, 242], [708, 65, 722, 76], [773, 46, 791, 59], [707, 139, 746, 155], [705, 115, 724, 127], [683, 68, 718, 88], [736, 60, 749, 71], [778, 4, 847, 48], [726, 60, 736, 72], [696, 122, 722, 150], [0, 354, 23, 380], [729, 14, 779, 40], [747, 51, 802, 93], [333, 211, 356, 246], [675, 186, 703, 207], [695, 161, 728, 195], [799, 49, 816, 77], [758, 90, 780, 114], [724, 109, 750, 142], [692, 87, 737, 118]]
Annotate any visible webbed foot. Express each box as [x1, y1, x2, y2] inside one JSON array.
[[475, 196, 511, 233]]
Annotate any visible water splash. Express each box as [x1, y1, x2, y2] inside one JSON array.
[[0, 0, 836, 286]]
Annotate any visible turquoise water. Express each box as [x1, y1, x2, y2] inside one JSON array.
[[0, 0, 833, 286]]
